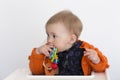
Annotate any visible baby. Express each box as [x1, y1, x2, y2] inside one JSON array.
[[28, 10, 109, 75]]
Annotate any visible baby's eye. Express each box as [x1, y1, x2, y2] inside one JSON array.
[[53, 34, 56, 38]]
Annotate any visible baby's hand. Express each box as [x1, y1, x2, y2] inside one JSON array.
[[84, 49, 100, 64], [36, 43, 54, 57]]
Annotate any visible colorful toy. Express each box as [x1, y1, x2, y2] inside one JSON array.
[[49, 48, 58, 70]]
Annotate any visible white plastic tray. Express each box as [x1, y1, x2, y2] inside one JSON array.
[[4, 68, 110, 80], [27, 72, 94, 80]]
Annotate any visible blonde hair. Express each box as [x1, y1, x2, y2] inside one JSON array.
[[45, 10, 83, 38]]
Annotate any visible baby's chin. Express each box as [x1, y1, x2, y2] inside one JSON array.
[[56, 50, 61, 53], [57, 48, 68, 53], [56, 49, 63, 53]]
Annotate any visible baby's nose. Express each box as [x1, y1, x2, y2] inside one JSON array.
[[47, 38, 53, 43]]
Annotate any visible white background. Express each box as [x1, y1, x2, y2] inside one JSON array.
[[0, 0, 120, 80]]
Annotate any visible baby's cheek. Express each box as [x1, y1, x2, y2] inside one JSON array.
[[54, 41, 66, 52]]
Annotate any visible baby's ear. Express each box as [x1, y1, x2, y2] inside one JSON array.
[[70, 34, 77, 44]]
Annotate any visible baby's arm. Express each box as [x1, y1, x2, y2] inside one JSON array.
[[81, 41, 109, 72], [28, 48, 45, 75], [86, 48, 109, 72], [28, 43, 54, 75]]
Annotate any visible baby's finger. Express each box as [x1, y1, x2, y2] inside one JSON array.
[[85, 48, 93, 52], [48, 47, 53, 53], [84, 50, 91, 56], [44, 50, 50, 57]]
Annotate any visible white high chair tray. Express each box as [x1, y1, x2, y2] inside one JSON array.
[[27, 74, 94, 80], [27, 69, 95, 80], [4, 68, 110, 80]]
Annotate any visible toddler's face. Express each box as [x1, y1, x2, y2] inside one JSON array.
[[46, 22, 74, 53]]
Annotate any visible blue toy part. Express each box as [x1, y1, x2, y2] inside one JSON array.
[[49, 48, 58, 63]]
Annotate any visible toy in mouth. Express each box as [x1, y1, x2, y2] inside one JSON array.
[[49, 48, 58, 70]]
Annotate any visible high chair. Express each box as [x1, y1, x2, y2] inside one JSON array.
[[4, 67, 110, 80]]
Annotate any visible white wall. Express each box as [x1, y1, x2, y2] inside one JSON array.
[[0, 0, 120, 80]]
